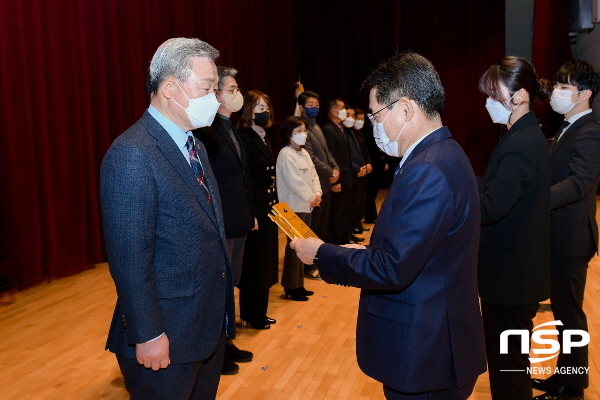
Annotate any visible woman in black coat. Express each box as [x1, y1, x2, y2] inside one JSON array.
[[477, 56, 552, 400], [237, 90, 279, 329]]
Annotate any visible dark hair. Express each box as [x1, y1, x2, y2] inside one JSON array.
[[355, 108, 365, 116], [327, 98, 344, 112], [297, 91, 319, 106], [279, 116, 305, 144], [362, 52, 444, 120], [239, 90, 274, 129], [554, 60, 600, 106], [479, 56, 551, 108]]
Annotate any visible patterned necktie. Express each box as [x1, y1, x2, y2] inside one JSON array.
[[185, 136, 211, 203]]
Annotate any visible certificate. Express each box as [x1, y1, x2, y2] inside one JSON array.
[[268, 202, 319, 240]]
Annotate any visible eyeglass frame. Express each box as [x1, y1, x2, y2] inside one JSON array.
[[215, 86, 241, 96], [367, 99, 399, 125]]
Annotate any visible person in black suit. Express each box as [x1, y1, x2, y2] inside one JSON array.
[[237, 90, 279, 330], [477, 56, 552, 400], [322, 99, 354, 245], [344, 107, 372, 236], [531, 60, 600, 400], [358, 110, 388, 223], [193, 66, 254, 375], [101, 38, 233, 400]]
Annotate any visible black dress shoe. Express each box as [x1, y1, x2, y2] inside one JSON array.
[[222, 358, 239, 375], [266, 317, 276, 324], [283, 287, 309, 301], [350, 235, 365, 243], [224, 342, 253, 362], [361, 227, 371, 232], [533, 386, 584, 400], [532, 376, 557, 392], [353, 228, 363, 234], [242, 320, 271, 330], [299, 286, 314, 296]]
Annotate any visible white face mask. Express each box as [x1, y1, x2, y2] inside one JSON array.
[[171, 81, 221, 129], [484, 92, 521, 125], [221, 91, 244, 112], [372, 104, 406, 157], [342, 117, 355, 128], [335, 108, 347, 121], [291, 132, 307, 146], [550, 88, 582, 114], [354, 120, 365, 130]]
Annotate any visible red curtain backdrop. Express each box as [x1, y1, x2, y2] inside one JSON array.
[[532, 0, 573, 135], [0, 0, 505, 294]]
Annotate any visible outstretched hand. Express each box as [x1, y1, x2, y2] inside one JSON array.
[[290, 237, 325, 264]]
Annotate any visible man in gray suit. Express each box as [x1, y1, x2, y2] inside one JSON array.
[[100, 37, 234, 399], [298, 91, 339, 280]]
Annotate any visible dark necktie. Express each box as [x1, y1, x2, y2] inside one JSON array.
[[554, 120, 571, 145], [185, 136, 211, 203]]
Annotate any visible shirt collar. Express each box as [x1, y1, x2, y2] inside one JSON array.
[[398, 129, 437, 169], [566, 109, 592, 125], [148, 105, 190, 150]]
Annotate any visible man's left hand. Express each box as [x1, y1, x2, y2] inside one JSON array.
[[290, 237, 325, 265]]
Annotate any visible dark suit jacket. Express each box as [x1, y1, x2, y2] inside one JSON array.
[[302, 116, 339, 194], [344, 126, 366, 175], [193, 116, 254, 239], [322, 119, 354, 190], [100, 110, 235, 364], [318, 127, 486, 393], [550, 112, 600, 258], [478, 111, 551, 305]]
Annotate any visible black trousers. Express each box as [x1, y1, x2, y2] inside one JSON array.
[[351, 176, 368, 229], [481, 301, 538, 400], [310, 190, 331, 241], [327, 188, 352, 245], [365, 171, 382, 222], [239, 288, 269, 325], [549, 255, 590, 389], [116, 334, 226, 400], [383, 379, 476, 400]]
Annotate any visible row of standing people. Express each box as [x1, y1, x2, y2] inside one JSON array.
[[192, 64, 389, 374]]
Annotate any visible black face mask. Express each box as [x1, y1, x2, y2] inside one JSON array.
[[253, 111, 270, 127]]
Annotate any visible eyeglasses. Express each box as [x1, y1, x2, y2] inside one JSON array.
[[216, 86, 240, 96], [367, 100, 399, 125]]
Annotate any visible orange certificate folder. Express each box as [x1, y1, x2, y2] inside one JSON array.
[[268, 202, 319, 240]]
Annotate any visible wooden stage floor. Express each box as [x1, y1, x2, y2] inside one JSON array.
[[1, 192, 599, 399]]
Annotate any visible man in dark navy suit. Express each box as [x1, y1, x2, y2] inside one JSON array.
[[532, 60, 600, 400], [291, 52, 486, 399], [101, 38, 234, 399]]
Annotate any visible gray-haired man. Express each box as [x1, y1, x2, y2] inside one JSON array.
[[101, 37, 234, 399]]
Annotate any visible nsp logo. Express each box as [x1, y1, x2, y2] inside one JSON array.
[[500, 320, 590, 363]]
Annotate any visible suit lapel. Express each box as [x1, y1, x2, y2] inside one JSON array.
[[213, 118, 244, 167], [142, 112, 222, 233], [550, 113, 595, 159], [252, 130, 274, 163]]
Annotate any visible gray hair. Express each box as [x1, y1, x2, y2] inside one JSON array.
[[149, 37, 219, 94], [217, 66, 238, 88]]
